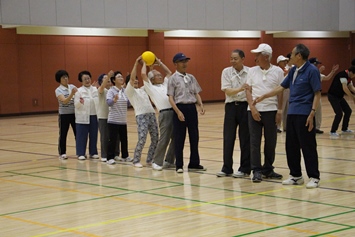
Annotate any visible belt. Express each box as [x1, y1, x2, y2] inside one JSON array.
[[159, 108, 173, 113], [228, 101, 248, 105]]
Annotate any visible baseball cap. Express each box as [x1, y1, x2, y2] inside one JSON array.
[[251, 43, 272, 54], [309, 57, 322, 65], [277, 55, 289, 64], [173, 53, 190, 63]]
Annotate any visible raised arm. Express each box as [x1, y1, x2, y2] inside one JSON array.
[[141, 60, 149, 82], [321, 64, 339, 81], [130, 56, 142, 87]]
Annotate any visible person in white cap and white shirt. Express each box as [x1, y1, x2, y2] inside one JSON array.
[[245, 43, 284, 183], [276, 55, 290, 133]]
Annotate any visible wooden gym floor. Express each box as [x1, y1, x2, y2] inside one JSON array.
[[0, 96, 355, 237]]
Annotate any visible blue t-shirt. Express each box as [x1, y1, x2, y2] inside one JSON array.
[[281, 61, 321, 115]]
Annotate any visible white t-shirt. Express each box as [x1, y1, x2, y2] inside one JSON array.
[[143, 77, 171, 111], [125, 83, 155, 116], [246, 65, 284, 111]]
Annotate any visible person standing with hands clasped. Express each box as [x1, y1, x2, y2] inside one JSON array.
[[216, 49, 251, 178], [254, 44, 322, 188], [55, 70, 77, 159], [167, 53, 206, 173]]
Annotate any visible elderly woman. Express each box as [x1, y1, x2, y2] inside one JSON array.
[[55, 70, 77, 159], [74, 71, 99, 160]]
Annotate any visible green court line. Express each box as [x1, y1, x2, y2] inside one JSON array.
[[309, 226, 354, 237], [5, 170, 355, 228], [3, 170, 355, 236]]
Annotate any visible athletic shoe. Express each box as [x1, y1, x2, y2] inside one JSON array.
[[342, 129, 354, 134], [188, 165, 207, 171], [118, 156, 134, 162], [216, 171, 232, 177], [78, 156, 86, 160], [59, 154, 68, 159], [306, 178, 320, 189], [133, 162, 143, 168], [282, 175, 304, 185], [252, 171, 262, 183], [263, 171, 283, 179], [176, 168, 184, 173], [232, 171, 249, 178], [315, 129, 324, 134], [106, 159, 116, 165], [163, 161, 176, 169], [101, 157, 107, 162], [329, 132, 339, 137], [114, 156, 120, 161], [90, 154, 99, 159], [152, 163, 163, 171]]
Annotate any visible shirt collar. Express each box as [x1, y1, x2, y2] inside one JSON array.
[[59, 84, 69, 90]]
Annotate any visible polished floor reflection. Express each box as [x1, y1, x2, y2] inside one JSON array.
[[1, 97, 355, 236]]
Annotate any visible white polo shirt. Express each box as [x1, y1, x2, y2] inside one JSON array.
[[246, 65, 284, 112], [221, 66, 249, 103]]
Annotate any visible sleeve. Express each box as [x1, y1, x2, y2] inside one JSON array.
[[167, 78, 175, 96], [221, 69, 230, 90], [309, 68, 322, 92], [340, 77, 348, 84], [281, 69, 293, 89]]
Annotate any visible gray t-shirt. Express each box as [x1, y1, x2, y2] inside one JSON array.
[[55, 84, 76, 114]]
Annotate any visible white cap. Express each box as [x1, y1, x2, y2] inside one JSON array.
[[251, 43, 272, 54], [277, 55, 289, 64]]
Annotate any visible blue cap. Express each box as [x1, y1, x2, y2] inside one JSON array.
[[173, 53, 190, 63]]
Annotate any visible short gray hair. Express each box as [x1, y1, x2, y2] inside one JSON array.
[[261, 52, 272, 61], [148, 70, 157, 81]]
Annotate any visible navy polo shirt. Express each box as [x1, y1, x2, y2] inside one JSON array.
[[281, 61, 321, 115]]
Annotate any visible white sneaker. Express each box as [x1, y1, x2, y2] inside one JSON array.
[[282, 175, 304, 185], [152, 163, 163, 171], [90, 154, 99, 159], [133, 162, 143, 168], [329, 132, 339, 137], [59, 154, 68, 159], [216, 171, 231, 177], [176, 168, 183, 173], [106, 159, 116, 165], [119, 157, 134, 162], [78, 156, 86, 160], [232, 171, 249, 178], [306, 178, 320, 189], [114, 156, 120, 161], [342, 129, 354, 134], [101, 157, 107, 162]]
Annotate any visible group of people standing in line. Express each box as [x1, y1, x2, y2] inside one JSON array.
[[55, 44, 355, 188], [55, 52, 206, 173], [217, 43, 355, 189]]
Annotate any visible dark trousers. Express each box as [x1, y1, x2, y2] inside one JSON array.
[[328, 94, 352, 132], [173, 104, 200, 169], [286, 115, 319, 179], [222, 102, 250, 174], [248, 111, 277, 174], [107, 123, 129, 160], [58, 113, 76, 155], [76, 115, 98, 157]]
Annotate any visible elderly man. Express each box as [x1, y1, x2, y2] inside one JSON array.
[[245, 43, 284, 183], [255, 44, 322, 188], [167, 53, 206, 173], [141, 57, 175, 171], [216, 49, 251, 178]]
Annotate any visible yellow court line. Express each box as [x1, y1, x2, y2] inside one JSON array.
[[2, 216, 101, 237], [1, 178, 337, 237]]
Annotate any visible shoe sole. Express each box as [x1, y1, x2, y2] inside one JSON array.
[[216, 173, 232, 177], [252, 179, 262, 183]]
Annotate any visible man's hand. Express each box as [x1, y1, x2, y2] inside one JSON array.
[[177, 110, 185, 121], [251, 107, 261, 121]]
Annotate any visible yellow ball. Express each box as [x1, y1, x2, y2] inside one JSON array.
[[142, 51, 156, 66]]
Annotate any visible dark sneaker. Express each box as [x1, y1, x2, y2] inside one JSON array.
[[188, 165, 207, 171], [315, 129, 324, 134], [263, 171, 283, 179], [252, 171, 262, 183]]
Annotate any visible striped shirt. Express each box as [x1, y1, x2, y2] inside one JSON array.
[[106, 86, 128, 125], [55, 84, 76, 114]]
